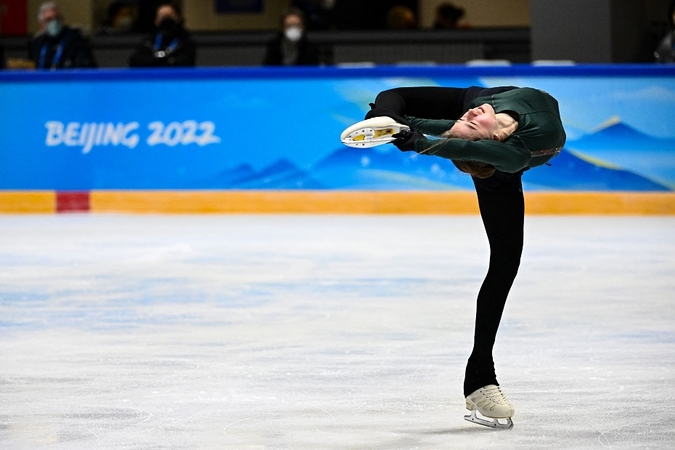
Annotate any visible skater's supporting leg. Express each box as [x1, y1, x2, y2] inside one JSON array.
[[464, 171, 524, 397]]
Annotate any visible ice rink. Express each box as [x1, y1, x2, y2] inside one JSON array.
[[1, 214, 674, 449]]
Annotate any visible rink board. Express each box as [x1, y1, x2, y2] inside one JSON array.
[[1, 64, 674, 214]]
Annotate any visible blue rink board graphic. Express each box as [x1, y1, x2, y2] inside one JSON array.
[[1, 65, 674, 191]]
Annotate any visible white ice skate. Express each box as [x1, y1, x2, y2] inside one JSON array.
[[464, 384, 515, 430], [340, 117, 409, 148]]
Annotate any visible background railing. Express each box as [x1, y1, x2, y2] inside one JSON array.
[[1, 28, 530, 68]]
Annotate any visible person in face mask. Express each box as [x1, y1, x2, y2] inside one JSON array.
[[28, 2, 97, 69], [0, 16, 5, 70], [99, 1, 136, 35], [262, 8, 321, 66], [129, 2, 195, 67]]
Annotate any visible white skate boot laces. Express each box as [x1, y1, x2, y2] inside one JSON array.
[[464, 385, 515, 430]]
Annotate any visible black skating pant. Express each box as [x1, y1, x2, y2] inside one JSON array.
[[366, 86, 524, 397]]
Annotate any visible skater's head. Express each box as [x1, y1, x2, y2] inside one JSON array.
[[447, 103, 501, 141], [437, 103, 502, 179]]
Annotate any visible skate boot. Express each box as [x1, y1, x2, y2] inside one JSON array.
[[464, 384, 515, 430], [340, 117, 409, 148]]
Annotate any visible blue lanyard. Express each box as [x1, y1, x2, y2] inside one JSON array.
[[153, 33, 179, 53], [39, 40, 64, 69]]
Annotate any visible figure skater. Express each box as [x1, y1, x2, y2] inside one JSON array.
[[341, 86, 566, 429]]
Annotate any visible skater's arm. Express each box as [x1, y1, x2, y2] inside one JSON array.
[[405, 116, 456, 136], [414, 138, 531, 173]]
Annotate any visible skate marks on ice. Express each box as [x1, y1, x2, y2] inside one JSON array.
[[1, 215, 674, 449], [0, 402, 154, 449], [501, 215, 675, 448]]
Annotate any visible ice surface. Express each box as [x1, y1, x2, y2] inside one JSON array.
[[1, 214, 674, 449]]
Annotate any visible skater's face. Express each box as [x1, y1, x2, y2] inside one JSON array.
[[450, 103, 499, 141]]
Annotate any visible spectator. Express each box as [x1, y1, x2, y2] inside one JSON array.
[[655, 0, 675, 63], [0, 7, 5, 69], [385, 5, 417, 29], [99, 0, 136, 35], [433, 2, 466, 29], [263, 8, 320, 66], [0, 17, 5, 70], [129, 2, 195, 67], [28, 2, 97, 69]]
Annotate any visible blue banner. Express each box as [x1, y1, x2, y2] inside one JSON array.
[[1, 65, 674, 191]]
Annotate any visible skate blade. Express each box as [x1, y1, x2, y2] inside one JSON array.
[[341, 135, 396, 148], [464, 410, 514, 430], [341, 128, 400, 148]]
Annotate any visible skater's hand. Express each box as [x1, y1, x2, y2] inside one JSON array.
[[392, 129, 423, 152]]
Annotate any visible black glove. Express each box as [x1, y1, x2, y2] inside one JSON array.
[[392, 129, 424, 152]]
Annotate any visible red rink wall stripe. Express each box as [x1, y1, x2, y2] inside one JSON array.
[[56, 191, 91, 213]]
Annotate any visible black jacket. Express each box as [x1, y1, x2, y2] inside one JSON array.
[[262, 33, 320, 66], [28, 27, 97, 69], [129, 27, 196, 67]]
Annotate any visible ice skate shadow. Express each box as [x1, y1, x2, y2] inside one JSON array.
[[407, 426, 498, 436]]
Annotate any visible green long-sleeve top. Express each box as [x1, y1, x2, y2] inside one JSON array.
[[406, 88, 567, 173]]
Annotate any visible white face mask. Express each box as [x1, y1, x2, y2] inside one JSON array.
[[46, 19, 63, 37], [284, 26, 302, 42]]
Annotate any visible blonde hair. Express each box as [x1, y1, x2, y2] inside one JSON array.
[[451, 160, 495, 179], [434, 127, 496, 179]]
